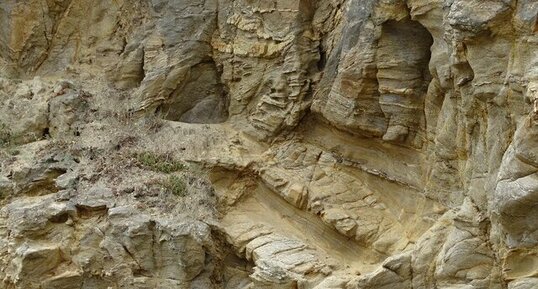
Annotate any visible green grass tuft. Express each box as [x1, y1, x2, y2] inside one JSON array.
[[134, 151, 185, 173], [162, 175, 187, 197]]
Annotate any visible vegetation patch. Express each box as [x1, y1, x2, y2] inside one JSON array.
[[134, 151, 185, 173], [161, 175, 187, 197]]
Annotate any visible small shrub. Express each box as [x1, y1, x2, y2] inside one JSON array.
[[134, 151, 185, 173], [162, 175, 187, 197]]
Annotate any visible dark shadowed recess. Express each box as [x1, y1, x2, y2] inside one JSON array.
[[156, 59, 229, 124], [376, 18, 433, 145]]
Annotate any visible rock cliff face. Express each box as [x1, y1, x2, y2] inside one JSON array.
[[1, 0, 538, 288]]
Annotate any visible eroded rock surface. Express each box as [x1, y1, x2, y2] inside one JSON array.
[[1, 0, 538, 288]]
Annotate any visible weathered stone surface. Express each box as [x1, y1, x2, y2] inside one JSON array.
[[0, 192, 216, 288], [1, 0, 538, 288]]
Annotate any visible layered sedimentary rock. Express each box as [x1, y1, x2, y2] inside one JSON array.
[[1, 0, 538, 288]]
